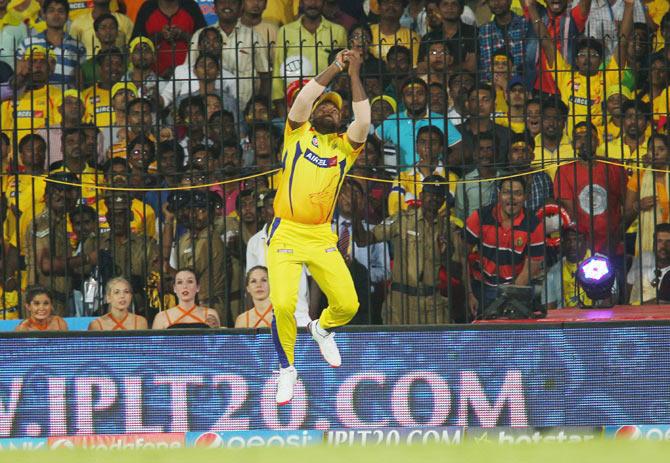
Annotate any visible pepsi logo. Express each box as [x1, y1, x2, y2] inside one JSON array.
[[194, 432, 224, 448], [614, 426, 640, 440]]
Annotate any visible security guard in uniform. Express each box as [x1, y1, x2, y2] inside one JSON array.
[[24, 173, 82, 316], [84, 192, 160, 316], [355, 175, 465, 324], [176, 192, 229, 324]]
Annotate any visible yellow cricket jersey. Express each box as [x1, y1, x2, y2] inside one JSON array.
[[95, 197, 157, 239], [550, 51, 622, 136], [0, 85, 62, 140], [533, 134, 575, 181], [3, 173, 47, 242], [369, 24, 420, 66], [493, 88, 509, 121], [50, 164, 103, 204], [596, 137, 648, 164], [274, 121, 362, 225], [388, 166, 458, 216], [82, 84, 115, 128], [495, 115, 525, 134], [67, 0, 120, 21]]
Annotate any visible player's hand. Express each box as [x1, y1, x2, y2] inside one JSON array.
[[346, 50, 363, 76], [333, 49, 348, 70], [205, 314, 219, 328]]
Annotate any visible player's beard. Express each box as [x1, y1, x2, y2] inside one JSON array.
[[312, 117, 338, 134]]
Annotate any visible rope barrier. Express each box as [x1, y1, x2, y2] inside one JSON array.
[[0, 157, 668, 192]]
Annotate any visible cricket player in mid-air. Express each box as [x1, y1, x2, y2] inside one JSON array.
[[268, 49, 370, 404]]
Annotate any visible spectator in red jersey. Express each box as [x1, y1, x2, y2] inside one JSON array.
[[132, 0, 207, 78], [465, 176, 546, 317], [554, 121, 627, 299], [554, 121, 626, 257]]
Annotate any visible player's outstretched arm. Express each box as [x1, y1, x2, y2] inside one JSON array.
[[345, 51, 370, 150], [287, 50, 348, 130]]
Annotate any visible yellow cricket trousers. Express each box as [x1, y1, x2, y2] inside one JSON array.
[[267, 217, 359, 367]]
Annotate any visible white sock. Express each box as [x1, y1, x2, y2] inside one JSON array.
[[281, 365, 295, 372], [314, 320, 330, 337]]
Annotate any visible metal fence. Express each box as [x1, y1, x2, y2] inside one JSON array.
[[1, 27, 669, 326]]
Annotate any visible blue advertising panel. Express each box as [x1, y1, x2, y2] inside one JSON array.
[[0, 325, 669, 437]]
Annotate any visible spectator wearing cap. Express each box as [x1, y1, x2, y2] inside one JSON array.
[[332, 178, 391, 325], [0, 195, 20, 319], [24, 172, 84, 315], [81, 48, 126, 129], [173, 191, 229, 323], [102, 81, 139, 149], [389, 125, 459, 215], [5, 134, 48, 242], [521, 0, 591, 95], [534, 97, 571, 180], [84, 192, 161, 317], [376, 76, 462, 171], [491, 133, 553, 213], [495, 75, 529, 134], [132, 0, 207, 78], [165, 27, 238, 109], [542, 225, 592, 308], [354, 175, 465, 324], [69, 0, 134, 59], [597, 100, 650, 166], [477, 0, 531, 83], [370, 0, 420, 66], [528, 0, 634, 137], [49, 127, 103, 204], [271, 0, 346, 113], [466, 176, 546, 316], [418, 0, 477, 73], [124, 37, 168, 102], [190, 0, 269, 108], [601, 85, 633, 144], [371, 95, 397, 128], [0, 45, 62, 140], [456, 83, 511, 174], [628, 222, 670, 305], [97, 157, 158, 240], [17, 0, 85, 86]]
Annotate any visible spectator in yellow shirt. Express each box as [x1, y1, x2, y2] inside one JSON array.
[[5, 133, 48, 241], [526, 0, 635, 136], [534, 97, 572, 180], [597, 99, 651, 165], [495, 75, 529, 134], [602, 85, 633, 144], [69, 0, 134, 58], [370, 0, 420, 65], [76, 13, 122, 88], [0, 46, 62, 141], [82, 47, 126, 129], [272, 0, 347, 110]]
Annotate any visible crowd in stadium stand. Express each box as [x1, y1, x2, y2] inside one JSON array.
[[1, 0, 670, 330]]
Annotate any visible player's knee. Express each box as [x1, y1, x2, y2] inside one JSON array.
[[271, 293, 298, 316], [338, 293, 359, 316]]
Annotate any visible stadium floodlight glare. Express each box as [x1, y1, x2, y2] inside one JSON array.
[[576, 255, 616, 302]]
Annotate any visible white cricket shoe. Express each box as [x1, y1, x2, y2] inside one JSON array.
[[308, 320, 342, 367], [276, 366, 297, 405]]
